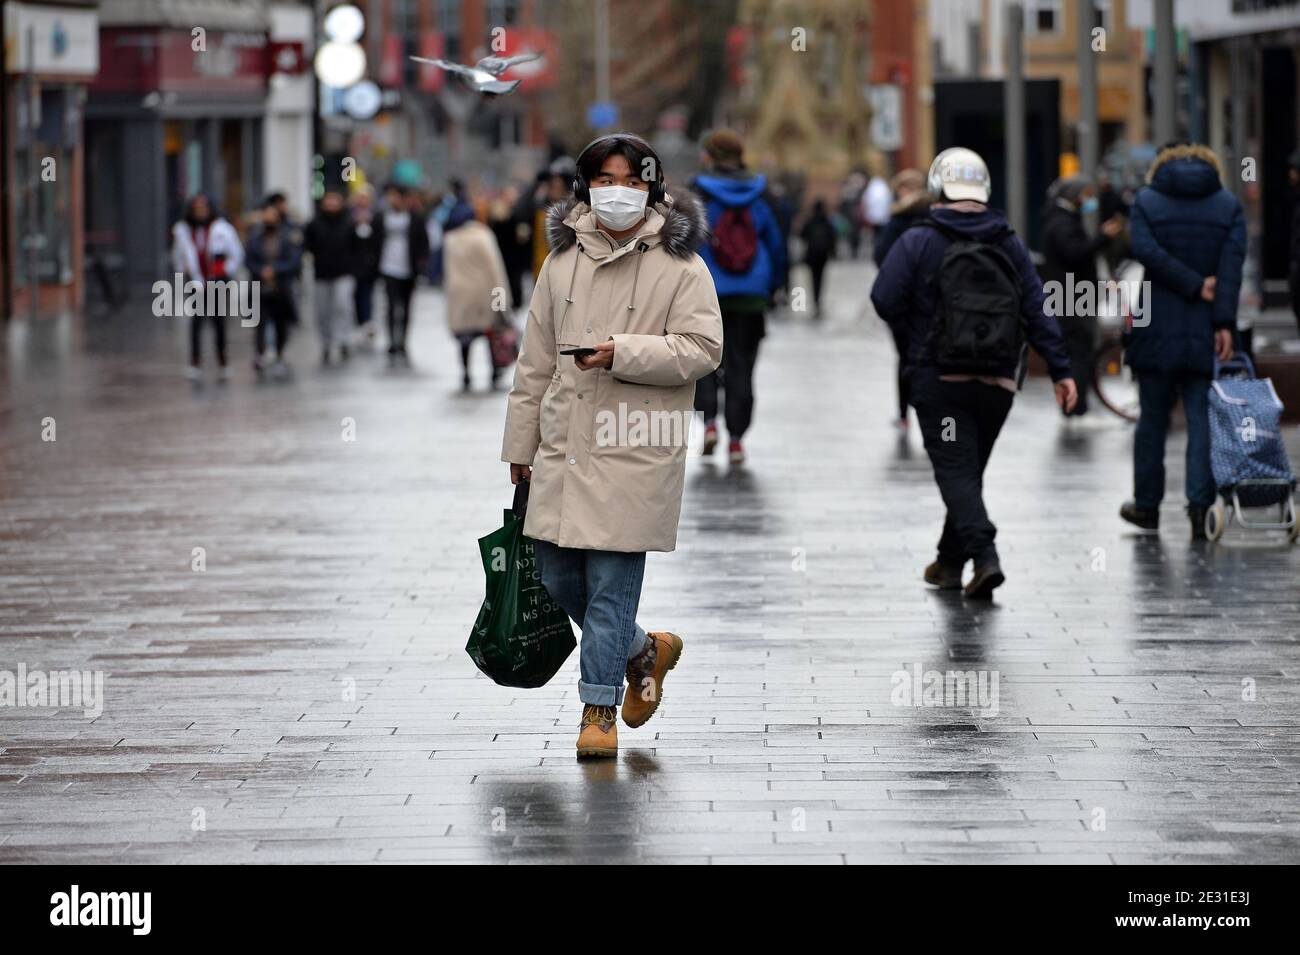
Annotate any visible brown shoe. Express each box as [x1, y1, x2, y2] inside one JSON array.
[[923, 560, 963, 590], [576, 704, 618, 758], [963, 562, 1005, 600], [622, 631, 683, 728]]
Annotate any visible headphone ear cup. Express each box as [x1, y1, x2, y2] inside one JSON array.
[[573, 177, 587, 204]]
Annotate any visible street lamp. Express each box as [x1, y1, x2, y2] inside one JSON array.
[[314, 40, 366, 88], [315, 3, 366, 88]]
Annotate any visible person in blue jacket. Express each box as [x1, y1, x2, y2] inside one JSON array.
[[1120, 142, 1245, 539], [871, 147, 1078, 600], [692, 129, 787, 465]]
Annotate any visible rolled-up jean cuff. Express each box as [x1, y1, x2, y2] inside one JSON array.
[[579, 679, 624, 706]]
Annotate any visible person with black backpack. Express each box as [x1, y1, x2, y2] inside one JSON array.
[[692, 129, 787, 465], [871, 148, 1078, 600]]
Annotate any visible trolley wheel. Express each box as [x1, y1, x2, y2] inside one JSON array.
[[1205, 501, 1227, 542]]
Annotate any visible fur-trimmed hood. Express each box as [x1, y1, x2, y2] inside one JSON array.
[[1146, 143, 1223, 198], [545, 189, 708, 259]]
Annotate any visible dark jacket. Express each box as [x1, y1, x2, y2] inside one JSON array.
[[1126, 144, 1246, 375], [872, 192, 931, 267], [1040, 200, 1106, 290], [303, 209, 360, 280], [245, 221, 304, 295], [374, 207, 431, 280], [870, 203, 1072, 383], [692, 170, 787, 299], [799, 210, 837, 263], [352, 213, 383, 282]]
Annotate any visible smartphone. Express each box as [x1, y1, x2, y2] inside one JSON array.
[[560, 347, 597, 358]]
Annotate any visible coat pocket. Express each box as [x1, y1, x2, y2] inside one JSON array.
[[538, 375, 568, 452], [592, 377, 688, 457]]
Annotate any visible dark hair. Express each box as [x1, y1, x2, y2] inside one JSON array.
[[183, 193, 215, 226], [577, 134, 659, 187], [383, 183, 407, 196], [264, 191, 287, 206]]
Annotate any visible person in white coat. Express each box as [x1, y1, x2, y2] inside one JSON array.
[[172, 194, 244, 380], [442, 202, 511, 390]]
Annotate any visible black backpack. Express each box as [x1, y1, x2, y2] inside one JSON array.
[[915, 218, 1027, 378]]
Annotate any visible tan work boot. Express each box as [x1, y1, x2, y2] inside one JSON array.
[[622, 631, 684, 728], [576, 704, 618, 758]]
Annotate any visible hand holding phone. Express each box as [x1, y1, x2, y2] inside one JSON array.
[[560, 347, 597, 358]]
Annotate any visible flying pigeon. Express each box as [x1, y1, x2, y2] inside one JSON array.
[[409, 52, 542, 97]]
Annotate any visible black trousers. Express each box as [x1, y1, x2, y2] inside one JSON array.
[[888, 325, 910, 422], [807, 256, 828, 310], [694, 308, 764, 439], [255, 291, 294, 358], [190, 313, 227, 367], [911, 374, 1014, 568], [383, 275, 416, 349], [1061, 316, 1096, 417]]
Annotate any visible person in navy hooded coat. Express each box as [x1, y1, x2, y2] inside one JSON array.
[[1119, 142, 1245, 539]]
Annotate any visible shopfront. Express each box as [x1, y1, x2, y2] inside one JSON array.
[[85, 24, 270, 287], [2, 1, 99, 320]]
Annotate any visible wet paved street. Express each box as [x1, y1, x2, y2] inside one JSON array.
[[3, 260, 1299, 864]]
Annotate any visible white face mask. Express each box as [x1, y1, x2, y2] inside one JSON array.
[[588, 185, 648, 231]]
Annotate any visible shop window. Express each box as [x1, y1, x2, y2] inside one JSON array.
[[1027, 0, 1062, 35], [13, 88, 74, 287]]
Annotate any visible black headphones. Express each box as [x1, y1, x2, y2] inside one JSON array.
[[572, 132, 666, 207]]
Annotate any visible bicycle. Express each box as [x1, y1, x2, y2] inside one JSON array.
[[1090, 258, 1143, 422]]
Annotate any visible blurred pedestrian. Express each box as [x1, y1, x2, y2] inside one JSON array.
[[350, 185, 382, 344], [873, 169, 929, 267], [692, 128, 786, 465], [874, 169, 932, 429], [488, 185, 527, 310], [502, 132, 721, 759], [798, 199, 836, 316], [264, 190, 304, 328], [1040, 176, 1124, 418], [376, 183, 431, 364], [861, 169, 892, 244], [245, 197, 303, 376], [303, 189, 359, 365], [533, 159, 574, 279], [444, 201, 511, 390], [173, 193, 243, 381], [871, 147, 1077, 600], [839, 171, 866, 258], [1120, 142, 1246, 539], [768, 178, 796, 300]]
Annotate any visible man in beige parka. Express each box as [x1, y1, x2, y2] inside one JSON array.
[[501, 133, 722, 758]]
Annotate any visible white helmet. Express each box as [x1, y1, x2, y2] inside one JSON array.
[[927, 147, 991, 203]]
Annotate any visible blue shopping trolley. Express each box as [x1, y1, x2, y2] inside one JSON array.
[[1204, 353, 1298, 542]]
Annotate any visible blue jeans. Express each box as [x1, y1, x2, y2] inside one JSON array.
[[1134, 370, 1215, 510], [533, 541, 648, 706]]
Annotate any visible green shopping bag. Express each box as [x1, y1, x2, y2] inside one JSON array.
[[466, 482, 576, 687]]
